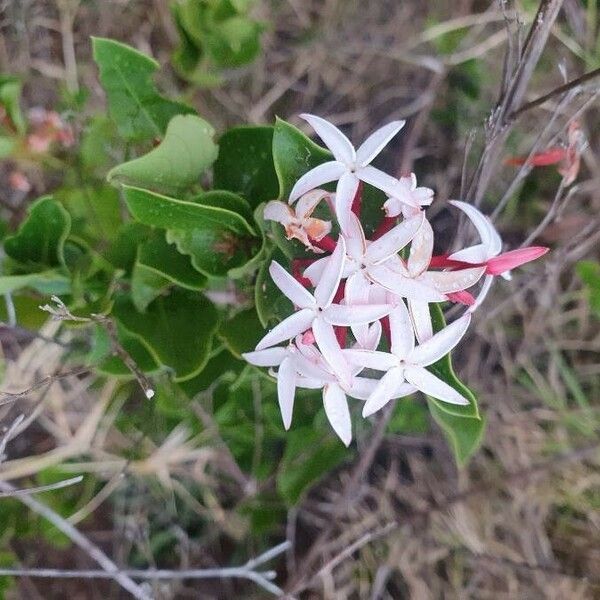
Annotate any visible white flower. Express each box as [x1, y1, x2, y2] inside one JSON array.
[[345, 301, 471, 416], [289, 114, 410, 233], [264, 190, 332, 253], [384, 173, 434, 218], [254, 237, 391, 385]]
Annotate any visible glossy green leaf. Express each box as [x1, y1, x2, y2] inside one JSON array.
[[219, 307, 264, 357], [0, 271, 70, 296], [255, 246, 293, 327], [92, 37, 194, 141], [205, 16, 263, 68], [131, 235, 207, 311], [213, 126, 278, 208], [4, 197, 71, 269], [0, 75, 25, 134], [105, 222, 151, 274], [80, 115, 118, 175], [277, 427, 350, 506], [429, 401, 486, 467], [107, 114, 218, 195], [113, 288, 218, 381]]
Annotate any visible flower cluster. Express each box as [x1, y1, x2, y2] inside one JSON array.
[[244, 114, 548, 446]]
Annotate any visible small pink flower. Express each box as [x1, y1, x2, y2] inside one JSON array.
[[8, 171, 32, 193]]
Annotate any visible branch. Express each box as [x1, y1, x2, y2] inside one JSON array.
[[0, 480, 152, 600], [0, 475, 83, 498]]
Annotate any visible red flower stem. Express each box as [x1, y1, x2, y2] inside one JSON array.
[[372, 217, 396, 240], [351, 181, 364, 219], [312, 236, 337, 253], [380, 316, 391, 347], [292, 259, 314, 288], [332, 281, 347, 347]]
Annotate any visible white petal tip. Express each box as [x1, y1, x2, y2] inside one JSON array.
[[145, 389, 155, 399]]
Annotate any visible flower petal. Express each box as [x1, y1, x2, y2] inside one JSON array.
[[323, 384, 353, 446], [313, 317, 352, 386], [277, 356, 297, 428], [423, 266, 486, 293], [450, 200, 502, 256], [255, 308, 315, 350], [263, 200, 293, 225], [303, 256, 329, 286], [366, 213, 424, 264], [355, 120, 406, 167], [409, 313, 471, 367], [243, 347, 289, 367], [388, 302, 414, 360], [347, 376, 379, 400], [300, 113, 356, 164], [362, 367, 405, 417], [408, 299, 433, 343], [324, 303, 392, 326], [296, 376, 325, 389], [449, 244, 489, 263], [289, 161, 346, 204], [295, 189, 331, 219], [335, 172, 360, 233], [407, 218, 433, 276], [404, 366, 470, 405], [269, 261, 316, 308], [356, 165, 404, 198], [344, 213, 367, 260], [314, 236, 346, 307], [469, 274, 494, 311], [368, 265, 446, 301], [343, 349, 398, 371]]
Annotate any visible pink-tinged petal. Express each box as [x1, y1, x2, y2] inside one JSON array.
[[383, 196, 403, 218], [356, 165, 404, 198], [413, 186, 434, 206], [347, 376, 379, 400], [289, 161, 346, 203], [335, 172, 360, 233], [362, 367, 405, 417], [343, 349, 398, 371], [344, 213, 367, 260], [355, 120, 406, 167], [368, 265, 446, 302], [404, 366, 470, 405], [269, 261, 316, 309], [313, 317, 352, 386], [345, 271, 372, 305], [300, 113, 356, 164], [295, 189, 331, 219], [388, 302, 414, 360], [304, 218, 332, 242], [449, 244, 489, 264], [242, 347, 288, 367], [294, 352, 332, 381], [391, 380, 418, 398], [277, 357, 297, 429], [423, 266, 485, 293], [469, 275, 494, 311], [409, 313, 471, 367], [362, 321, 382, 350], [303, 256, 329, 285], [324, 303, 392, 326], [446, 290, 476, 306], [366, 213, 424, 264], [407, 218, 433, 276], [314, 236, 346, 307], [450, 200, 502, 256], [296, 376, 325, 390], [255, 308, 315, 350], [263, 201, 294, 225], [323, 384, 353, 446], [486, 246, 549, 275], [408, 299, 433, 343]]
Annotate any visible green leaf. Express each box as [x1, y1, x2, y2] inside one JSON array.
[[92, 37, 194, 141], [0, 75, 25, 134], [429, 401, 486, 467], [255, 245, 293, 327], [113, 288, 219, 381], [213, 126, 278, 208], [131, 234, 207, 311], [277, 427, 350, 506], [577, 260, 600, 316], [4, 197, 71, 269], [426, 303, 479, 418], [219, 307, 264, 357], [107, 114, 218, 195], [0, 137, 15, 158], [273, 117, 331, 200], [0, 271, 70, 296], [80, 115, 118, 175], [205, 16, 263, 67], [105, 222, 151, 274]]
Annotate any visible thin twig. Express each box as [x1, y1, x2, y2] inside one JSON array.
[[0, 480, 152, 600], [0, 475, 83, 498]]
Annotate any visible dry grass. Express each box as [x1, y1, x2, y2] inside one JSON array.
[[0, 0, 599, 598]]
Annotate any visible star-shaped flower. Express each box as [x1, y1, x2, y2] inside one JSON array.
[[254, 236, 392, 385], [289, 114, 411, 232], [345, 301, 471, 416], [384, 173, 434, 218], [264, 190, 332, 253]]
